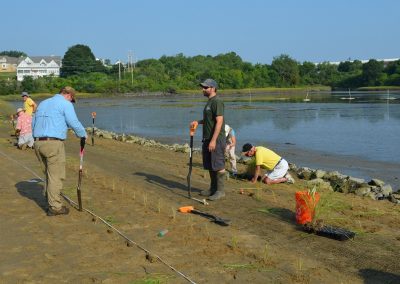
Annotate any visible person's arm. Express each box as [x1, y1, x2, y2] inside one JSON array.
[[32, 101, 37, 113], [64, 103, 87, 138], [208, 115, 223, 151], [251, 165, 261, 183], [229, 133, 236, 148]]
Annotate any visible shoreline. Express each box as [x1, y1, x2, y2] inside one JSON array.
[[91, 127, 400, 192]]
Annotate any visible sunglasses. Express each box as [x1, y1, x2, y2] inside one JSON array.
[[202, 86, 210, 89]]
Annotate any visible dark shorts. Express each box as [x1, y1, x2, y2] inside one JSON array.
[[202, 138, 226, 171]]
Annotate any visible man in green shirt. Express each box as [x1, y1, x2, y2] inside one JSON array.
[[242, 143, 295, 185], [190, 79, 226, 201]]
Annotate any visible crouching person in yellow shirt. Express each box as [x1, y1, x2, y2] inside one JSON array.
[[242, 143, 295, 185]]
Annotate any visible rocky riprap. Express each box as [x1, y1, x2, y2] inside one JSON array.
[[86, 127, 198, 154], [290, 164, 400, 204]]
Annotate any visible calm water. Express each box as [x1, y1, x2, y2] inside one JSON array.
[[13, 91, 400, 186], [70, 92, 400, 164]]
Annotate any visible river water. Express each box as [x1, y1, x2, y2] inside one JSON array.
[[14, 91, 400, 189]]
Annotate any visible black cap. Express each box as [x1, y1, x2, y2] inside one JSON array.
[[242, 143, 253, 153]]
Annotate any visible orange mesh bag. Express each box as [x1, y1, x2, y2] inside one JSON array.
[[295, 191, 320, 225]]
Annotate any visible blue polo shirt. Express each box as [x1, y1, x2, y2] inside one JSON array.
[[33, 94, 87, 140]]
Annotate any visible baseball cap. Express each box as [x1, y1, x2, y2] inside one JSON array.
[[21, 91, 29, 97], [242, 143, 253, 153], [199, 79, 218, 89]]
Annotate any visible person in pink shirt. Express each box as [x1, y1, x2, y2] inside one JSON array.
[[16, 108, 34, 149]]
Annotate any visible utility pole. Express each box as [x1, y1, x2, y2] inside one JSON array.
[[118, 60, 121, 92], [128, 50, 133, 86]]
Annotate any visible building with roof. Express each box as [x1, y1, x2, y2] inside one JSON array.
[[0, 56, 22, 72], [17, 56, 62, 81]]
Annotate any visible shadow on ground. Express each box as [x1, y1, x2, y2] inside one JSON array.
[[134, 172, 202, 194], [15, 179, 47, 212], [359, 268, 400, 284]]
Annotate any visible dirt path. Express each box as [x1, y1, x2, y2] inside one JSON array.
[[1, 121, 400, 283]]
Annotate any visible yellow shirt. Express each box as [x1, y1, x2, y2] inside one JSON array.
[[24, 97, 36, 116], [255, 146, 281, 170]]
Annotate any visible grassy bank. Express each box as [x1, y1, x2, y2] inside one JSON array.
[[0, 99, 16, 119], [181, 85, 331, 95], [0, 92, 105, 102], [357, 86, 400, 91]]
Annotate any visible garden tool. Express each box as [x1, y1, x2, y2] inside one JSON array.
[[179, 206, 231, 226], [187, 122, 208, 205], [91, 112, 96, 146], [76, 137, 86, 211]]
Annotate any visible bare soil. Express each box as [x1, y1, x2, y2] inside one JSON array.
[[1, 121, 400, 284]]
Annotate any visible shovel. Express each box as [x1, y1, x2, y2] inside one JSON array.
[[179, 206, 231, 226], [76, 137, 86, 211], [91, 112, 96, 146], [187, 122, 208, 205]]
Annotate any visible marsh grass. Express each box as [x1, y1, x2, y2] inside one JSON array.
[[262, 243, 272, 265], [203, 223, 211, 241], [157, 198, 162, 213], [63, 186, 76, 198], [143, 193, 147, 208], [223, 263, 257, 270], [129, 273, 174, 284], [104, 215, 117, 224], [170, 207, 176, 221], [229, 235, 239, 251], [312, 190, 352, 222]]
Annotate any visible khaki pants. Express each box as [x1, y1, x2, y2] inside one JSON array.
[[34, 140, 66, 210], [225, 145, 237, 173]]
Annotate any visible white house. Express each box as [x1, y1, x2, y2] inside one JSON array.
[[17, 56, 62, 81]]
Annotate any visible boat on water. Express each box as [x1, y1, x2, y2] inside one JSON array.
[[380, 90, 397, 100], [340, 89, 355, 100], [303, 92, 310, 102]]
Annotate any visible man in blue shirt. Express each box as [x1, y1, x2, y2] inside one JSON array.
[[33, 86, 87, 216]]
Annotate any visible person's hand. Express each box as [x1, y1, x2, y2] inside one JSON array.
[[250, 177, 257, 184], [190, 121, 198, 128], [208, 140, 216, 152]]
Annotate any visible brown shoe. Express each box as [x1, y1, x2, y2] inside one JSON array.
[[47, 206, 69, 216]]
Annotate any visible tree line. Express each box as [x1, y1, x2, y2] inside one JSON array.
[[1, 44, 399, 96]]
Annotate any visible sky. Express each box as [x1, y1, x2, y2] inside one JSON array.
[[2, 0, 399, 65]]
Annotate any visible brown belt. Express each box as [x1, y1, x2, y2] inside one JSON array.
[[34, 137, 63, 141]]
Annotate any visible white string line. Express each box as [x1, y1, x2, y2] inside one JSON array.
[[0, 148, 197, 284]]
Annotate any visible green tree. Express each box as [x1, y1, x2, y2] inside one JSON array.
[[271, 54, 300, 86], [0, 50, 27, 57], [61, 44, 106, 77], [361, 59, 384, 86]]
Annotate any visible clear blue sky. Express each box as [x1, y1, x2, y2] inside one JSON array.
[[3, 0, 399, 64]]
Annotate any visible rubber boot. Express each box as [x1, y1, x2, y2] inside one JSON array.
[[200, 171, 217, 196], [208, 172, 225, 201]]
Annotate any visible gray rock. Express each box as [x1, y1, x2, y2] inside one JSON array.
[[314, 169, 326, 179], [355, 187, 371, 197], [305, 178, 333, 191], [367, 192, 377, 200], [289, 163, 297, 171], [297, 167, 313, 180], [389, 195, 400, 204], [325, 171, 348, 192], [381, 184, 393, 197], [369, 178, 385, 187]]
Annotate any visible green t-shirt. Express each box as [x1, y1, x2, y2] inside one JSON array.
[[202, 96, 225, 140]]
